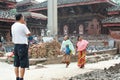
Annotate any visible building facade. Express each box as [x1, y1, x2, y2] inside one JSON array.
[[103, 6, 120, 39], [16, 0, 47, 36], [0, 0, 16, 42], [28, 0, 115, 36]]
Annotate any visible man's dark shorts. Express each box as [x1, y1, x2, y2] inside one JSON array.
[[14, 44, 29, 68]]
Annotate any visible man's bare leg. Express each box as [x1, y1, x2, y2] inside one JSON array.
[[15, 67, 19, 80], [19, 68, 25, 80]]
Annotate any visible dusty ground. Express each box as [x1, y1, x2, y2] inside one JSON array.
[[0, 57, 120, 80], [70, 63, 120, 80], [70, 57, 120, 80]]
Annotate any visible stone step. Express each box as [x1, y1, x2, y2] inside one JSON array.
[[0, 57, 7, 62], [0, 54, 114, 66], [87, 48, 117, 56], [86, 54, 112, 63], [35, 64, 44, 69], [29, 58, 47, 65], [0, 57, 47, 65]]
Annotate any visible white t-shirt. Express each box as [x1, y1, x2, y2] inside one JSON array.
[[11, 22, 30, 44]]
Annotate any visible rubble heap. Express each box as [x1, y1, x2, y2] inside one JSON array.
[[70, 63, 120, 80], [29, 40, 61, 58], [0, 51, 4, 57]]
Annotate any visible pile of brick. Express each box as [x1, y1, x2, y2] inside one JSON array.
[[0, 51, 4, 57], [29, 40, 61, 58]]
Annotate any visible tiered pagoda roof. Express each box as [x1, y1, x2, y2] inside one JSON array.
[[17, 0, 38, 7], [16, 0, 39, 12], [102, 16, 120, 27], [0, 0, 16, 22], [0, 0, 16, 4], [0, 9, 15, 22], [0, 0, 16, 9], [102, 5, 120, 27], [22, 12, 47, 20], [107, 6, 120, 15], [29, 0, 116, 11], [107, 6, 120, 12]]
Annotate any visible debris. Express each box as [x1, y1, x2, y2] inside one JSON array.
[[29, 40, 61, 58], [70, 63, 120, 80]]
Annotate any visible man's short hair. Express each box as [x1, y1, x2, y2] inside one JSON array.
[[15, 14, 23, 21]]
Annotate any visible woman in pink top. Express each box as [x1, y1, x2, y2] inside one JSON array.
[[76, 36, 89, 68]]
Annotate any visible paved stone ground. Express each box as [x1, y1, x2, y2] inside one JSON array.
[[0, 58, 120, 80]]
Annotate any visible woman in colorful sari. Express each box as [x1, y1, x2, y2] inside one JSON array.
[[76, 36, 89, 68], [60, 35, 75, 68]]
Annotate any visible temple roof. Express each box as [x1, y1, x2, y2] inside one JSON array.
[[107, 5, 120, 15], [0, 0, 16, 22], [0, 0, 16, 9], [29, 0, 115, 11], [17, 0, 38, 6], [102, 16, 120, 23], [22, 12, 47, 20], [102, 16, 120, 27], [0, 0, 16, 3], [0, 11, 47, 22], [0, 9, 15, 20], [107, 6, 120, 12], [0, 18, 15, 22]]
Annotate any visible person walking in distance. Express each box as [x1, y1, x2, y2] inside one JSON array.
[[60, 35, 75, 68], [76, 36, 89, 68], [11, 14, 31, 80]]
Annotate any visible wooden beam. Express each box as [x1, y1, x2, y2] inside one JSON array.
[[103, 23, 120, 27]]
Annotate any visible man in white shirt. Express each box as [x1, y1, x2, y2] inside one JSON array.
[[11, 14, 31, 80]]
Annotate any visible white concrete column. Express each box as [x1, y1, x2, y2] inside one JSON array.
[[47, 0, 58, 36]]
